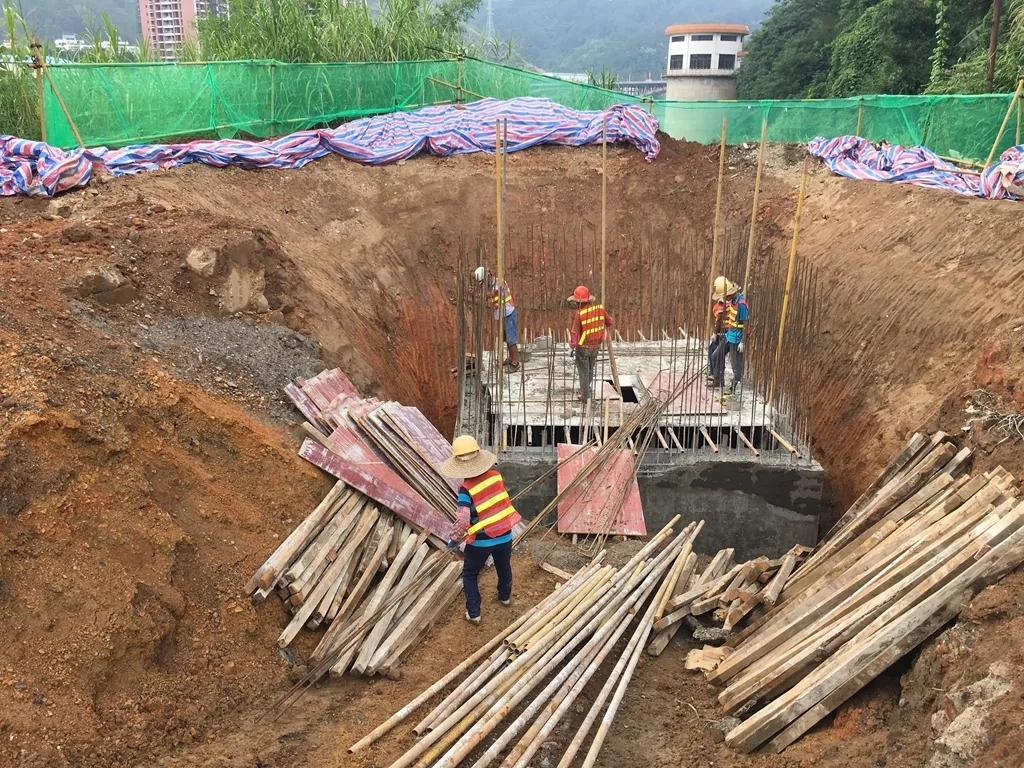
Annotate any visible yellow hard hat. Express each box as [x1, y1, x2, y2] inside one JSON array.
[[441, 435, 498, 478], [452, 435, 481, 457], [712, 276, 738, 300]]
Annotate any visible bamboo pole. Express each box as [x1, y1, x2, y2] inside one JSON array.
[[495, 119, 506, 449], [1017, 95, 1022, 146], [855, 98, 864, 137], [770, 157, 809, 406], [601, 117, 622, 397], [743, 118, 768, 294], [984, 78, 1024, 171], [705, 116, 729, 342]]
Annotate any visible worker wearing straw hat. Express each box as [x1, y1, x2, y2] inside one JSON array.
[[568, 285, 615, 402], [441, 435, 522, 625], [708, 276, 748, 391]]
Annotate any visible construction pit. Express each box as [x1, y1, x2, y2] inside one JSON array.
[[3, 134, 1024, 768]]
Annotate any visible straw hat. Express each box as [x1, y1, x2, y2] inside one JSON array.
[[712, 276, 740, 301], [440, 435, 497, 479], [568, 285, 594, 304]]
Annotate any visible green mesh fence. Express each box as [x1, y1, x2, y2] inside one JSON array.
[[41, 58, 1020, 164]]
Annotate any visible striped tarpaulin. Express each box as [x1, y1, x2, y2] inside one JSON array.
[[1, 97, 660, 198], [808, 135, 1024, 200]]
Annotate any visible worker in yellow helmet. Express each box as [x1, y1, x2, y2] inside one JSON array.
[[708, 276, 748, 392], [441, 435, 522, 625]]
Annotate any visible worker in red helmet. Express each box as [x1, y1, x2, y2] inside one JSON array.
[[568, 285, 615, 402]]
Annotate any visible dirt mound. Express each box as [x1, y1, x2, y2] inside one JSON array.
[[2, 135, 1024, 766]]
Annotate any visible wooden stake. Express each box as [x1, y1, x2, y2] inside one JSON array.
[[600, 117, 622, 397], [743, 117, 768, 295], [984, 78, 1024, 171], [770, 157, 809, 406], [31, 40, 46, 144], [855, 98, 864, 137]]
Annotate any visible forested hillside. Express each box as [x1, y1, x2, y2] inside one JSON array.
[[486, 0, 771, 79], [736, 0, 1018, 98]]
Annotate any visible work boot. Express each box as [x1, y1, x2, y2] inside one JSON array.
[[465, 612, 481, 625], [499, 598, 511, 607]]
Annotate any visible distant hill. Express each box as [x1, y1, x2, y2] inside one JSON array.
[[16, 0, 141, 42], [483, 0, 772, 79]]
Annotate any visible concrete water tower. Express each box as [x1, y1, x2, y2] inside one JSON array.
[[663, 23, 749, 100]]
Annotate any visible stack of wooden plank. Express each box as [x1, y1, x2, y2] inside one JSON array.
[[647, 541, 810, 656], [285, 368, 456, 539], [689, 431, 1024, 753], [247, 480, 461, 677]]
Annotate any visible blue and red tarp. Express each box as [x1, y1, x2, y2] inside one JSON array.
[[0, 97, 661, 197], [809, 135, 1024, 200]]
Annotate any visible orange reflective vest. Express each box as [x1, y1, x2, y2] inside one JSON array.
[[578, 304, 608, 347], [490, 281, 515, 310], [461, 469, 521, 545]]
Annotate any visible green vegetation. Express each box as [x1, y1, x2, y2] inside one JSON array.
[[186, 0, 482, 63], [735, 0, 1007, 98], [488, 0, 771, 80], [0, 0, 144, 141]]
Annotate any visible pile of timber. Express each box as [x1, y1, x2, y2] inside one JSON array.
[[647, 539, 811, 657], [692, 431, 1024, 753], [247, 480, 461, 677], [349, 516, 704, 768], [245, 369, 470, 677]]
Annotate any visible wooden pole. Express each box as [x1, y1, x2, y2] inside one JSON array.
[[495, 119, 505, 449], [269, 61, 277, 136], [743, 117, 768, 295], [30, 39, 47, 144], [987, 0, 1003, 93], [984, 78, 1024, 170], [770, 157, 809, 406], [600, 117, 622, 397], [705, 116, 728, 342], [856, 98, 864, 137]]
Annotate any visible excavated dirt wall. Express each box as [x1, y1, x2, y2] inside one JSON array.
[[2, 137, 1024, 767]]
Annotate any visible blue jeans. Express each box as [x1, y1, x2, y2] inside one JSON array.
[[708, 336, 743, 385], [462, 540, 513, 618], [503, 308, 519, 346]]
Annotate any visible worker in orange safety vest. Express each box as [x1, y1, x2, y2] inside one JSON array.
[[475, 267, 520, 373], [568, 285, 615, 402], [441, 435, 522, 624]]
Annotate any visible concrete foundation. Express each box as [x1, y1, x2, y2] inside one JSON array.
[[665, 75, 737, 101], [498, 450, 823, 561]]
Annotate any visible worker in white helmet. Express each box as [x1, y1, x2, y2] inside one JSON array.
[[441, 434, 522, 624], [708, 276, 748, 391], [475, 266, 520, 373]]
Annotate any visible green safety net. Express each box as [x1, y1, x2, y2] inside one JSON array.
[[42, 58, 1020, 164]]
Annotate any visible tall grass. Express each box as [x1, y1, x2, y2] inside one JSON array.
[[0, 0, 143, 141], [1, 1, 39, 139], [185, 0, 483, 62]]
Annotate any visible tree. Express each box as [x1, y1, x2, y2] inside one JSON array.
[[736, 0, 842, 99], [825, 0, 935, 95]]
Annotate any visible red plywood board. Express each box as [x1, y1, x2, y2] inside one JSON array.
[[284, 382, 324, 427], [302, 368, 361, 411], [299, 435, 451, 539], [556, 444, 646, 536], [641, 371, 724, 414]]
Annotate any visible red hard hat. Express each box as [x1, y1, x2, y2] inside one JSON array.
[[572, 285, 593, 302]]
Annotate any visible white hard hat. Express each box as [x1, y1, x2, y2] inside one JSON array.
[[474, 266, 486, 282]]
